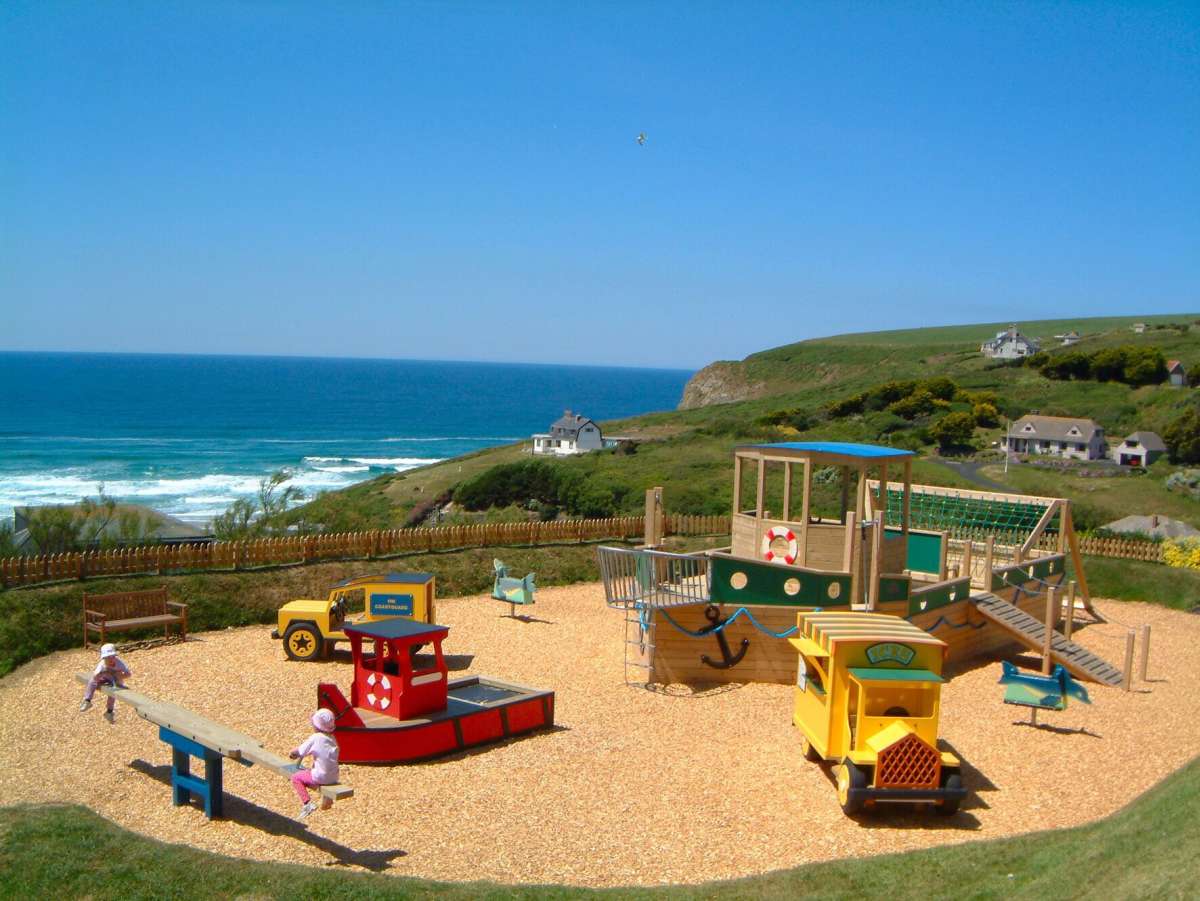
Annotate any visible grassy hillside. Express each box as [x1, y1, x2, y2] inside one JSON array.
[[3, 754, 1197, 898], [287, 313, 1200, 532]]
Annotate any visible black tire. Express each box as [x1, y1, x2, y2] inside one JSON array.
[[800, 734, 822, 762], [936, 772, 964, 816], [837, 761, 867, 815], [283, 622, 324, 662]]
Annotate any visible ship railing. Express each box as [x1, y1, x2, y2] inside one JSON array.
[[596, 545, 711, 610]]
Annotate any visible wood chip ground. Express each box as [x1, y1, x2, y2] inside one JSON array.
[[1, 585, 1197, 888]]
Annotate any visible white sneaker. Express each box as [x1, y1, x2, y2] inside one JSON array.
[[79, 700, 92, 712], [103, 710, 115, 723], [297, 801, 317, 821]]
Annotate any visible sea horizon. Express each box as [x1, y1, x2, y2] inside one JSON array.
[[0, 351, 694, 529]]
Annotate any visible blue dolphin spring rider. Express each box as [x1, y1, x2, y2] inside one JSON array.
[[998, 661, 1092, 727], [492, 559, 536, 617]]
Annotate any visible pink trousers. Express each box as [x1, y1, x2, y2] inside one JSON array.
[[291, 769, 319, 803]]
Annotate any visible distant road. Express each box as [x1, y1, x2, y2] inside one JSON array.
[[928, 459, 1018, 493]]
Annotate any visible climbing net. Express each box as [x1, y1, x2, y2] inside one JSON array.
[[883, 488, 1059, 544]]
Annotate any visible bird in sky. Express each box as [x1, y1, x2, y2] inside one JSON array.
[[636, 132, 646, 146]]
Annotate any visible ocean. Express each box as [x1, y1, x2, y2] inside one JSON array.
[[0, 353, 693, 527]]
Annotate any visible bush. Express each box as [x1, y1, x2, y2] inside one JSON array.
[[887, 390, 946, 420], [972, 401, 1001, 428], [1163, 537, 1200, 570], [1164, 409, 1200, 465], [1165, 469, 1200, 499], [929, 411, 976, 452]]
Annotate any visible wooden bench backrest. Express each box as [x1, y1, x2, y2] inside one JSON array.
[[83, 587, 169, 619]]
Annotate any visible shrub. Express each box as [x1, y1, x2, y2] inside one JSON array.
[[887, 390, 946, 420], [1163, 537, 1200, 570], [972, 402, 1001, 428], [929, 411, 976, 452], [1164, 409, 1200, 465], [1165, 469, 1200, 499]]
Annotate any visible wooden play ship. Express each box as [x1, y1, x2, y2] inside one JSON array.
[[316, 619, 554, 764], [599, 441, 1124, 688]]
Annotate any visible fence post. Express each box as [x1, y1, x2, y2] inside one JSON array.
[[1139, 624, 1151, 683], [1122, 630, 1135, 692], [1042, 587, 1057, 675]]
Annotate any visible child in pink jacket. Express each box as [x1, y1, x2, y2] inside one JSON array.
[[289, 708, 339, 821], [79, 643, 130, 723]]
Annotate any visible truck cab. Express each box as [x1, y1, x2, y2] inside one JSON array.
[[273, 572, 436, 661], [790, 611, 966, 815]]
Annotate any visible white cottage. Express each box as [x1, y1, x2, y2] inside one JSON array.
[[531, 410, 605, 456], [1167, 360, 1187, 387], [1004, 414, 1107, 461], [1113, 431, 1167, 467], [980, 325, 1040, 360]]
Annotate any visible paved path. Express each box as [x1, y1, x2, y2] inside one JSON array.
[[928, 459, 1016, 493]]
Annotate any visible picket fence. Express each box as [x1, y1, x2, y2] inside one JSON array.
[[1077, 535, 1165, 563], [0, 514, 732, 589]]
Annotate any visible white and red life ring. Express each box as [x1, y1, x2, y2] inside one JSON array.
[[761, 526, 798, 565]]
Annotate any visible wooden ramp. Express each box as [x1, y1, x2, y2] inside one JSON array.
[[969, 595, 1123, 686], [75, 674, 352, 810]]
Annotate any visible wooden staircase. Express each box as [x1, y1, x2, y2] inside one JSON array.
[[971, 593, 1123, 686]]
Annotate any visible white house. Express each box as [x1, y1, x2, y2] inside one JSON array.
[[980, 325, 1040, 360], [1167, 359, 1187, 387], [1113, 431, 1167, 467], [1004, 414, 1107, 461], [1132, 322, 1147, 334], [1054, 330, 1080, 346], [532, 410, 606, 456]]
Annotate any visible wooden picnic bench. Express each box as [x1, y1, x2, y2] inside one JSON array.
[[83, 586, 188, 648]]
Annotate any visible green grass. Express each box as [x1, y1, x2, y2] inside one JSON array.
[[1077, 556, 1200, 611], [3, 756, 1197, 899]]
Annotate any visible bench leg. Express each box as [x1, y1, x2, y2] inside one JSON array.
[[204, 751, 223, 819], [172, 749, 191, 807]]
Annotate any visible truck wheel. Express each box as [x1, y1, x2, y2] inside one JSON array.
[[936, 772, 963, 816], [835, 762, 866, 815], [284, 623, 324, 662], [800, 735, 822, 762]]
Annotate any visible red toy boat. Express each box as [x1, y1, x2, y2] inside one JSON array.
[[316, 618, 555, 764]]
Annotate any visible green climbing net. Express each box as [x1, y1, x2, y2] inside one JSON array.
[[884, 488, 1058, 542]]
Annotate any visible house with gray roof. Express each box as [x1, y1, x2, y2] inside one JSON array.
[[11, 503, 212, 554], [531, 409, 606, 456], [1101, 513, 1199, 540], [1004, 414, 1107, 461], [980, 325, 1040, 360], [1167, 359, 1187, 387], [1113, 431, 1167, 467]]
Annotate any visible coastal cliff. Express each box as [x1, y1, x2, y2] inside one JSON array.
[[677, 362, 766, 410]]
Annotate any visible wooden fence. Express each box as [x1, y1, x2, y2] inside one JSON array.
[[1077, 535, 1165, 563], [0, 514, 732, 589]]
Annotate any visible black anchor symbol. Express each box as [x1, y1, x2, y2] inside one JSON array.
[[699, 604, 749, 670]]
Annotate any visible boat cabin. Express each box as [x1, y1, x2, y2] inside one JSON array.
[[343, 619, 449, 720], [727, 441, 915, 608]]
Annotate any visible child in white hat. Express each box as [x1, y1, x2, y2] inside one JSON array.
[[288, 708, 340, 821], [79, 643, 131, 723]]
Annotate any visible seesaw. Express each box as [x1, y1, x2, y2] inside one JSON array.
[[74, 673, 353, 819]]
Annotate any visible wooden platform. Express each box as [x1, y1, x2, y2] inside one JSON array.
[[969, 594, 1124, 686], [73, 674, 353, 802]]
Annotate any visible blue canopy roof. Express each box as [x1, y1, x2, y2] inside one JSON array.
[[334, 571, 435, 589], [738, 441, 915, 460], [344, 618, 448, 641]]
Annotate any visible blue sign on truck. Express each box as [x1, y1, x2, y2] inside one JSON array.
[[369, 592, 414, 617]]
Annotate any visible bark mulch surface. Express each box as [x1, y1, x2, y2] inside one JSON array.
[[1, 586, 1197, 888]]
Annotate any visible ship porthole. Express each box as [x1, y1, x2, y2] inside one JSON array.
[[730, 571, 748, 590], [827, 582, 842, 600], [784, 578, 801, 596]]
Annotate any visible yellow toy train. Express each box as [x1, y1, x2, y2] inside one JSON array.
[[789, 611, 966, 815]]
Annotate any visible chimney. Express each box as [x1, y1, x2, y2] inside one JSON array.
[[1151, 514, 1160, 528]]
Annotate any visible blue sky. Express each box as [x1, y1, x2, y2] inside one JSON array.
[[2, 2, 1197, 369]]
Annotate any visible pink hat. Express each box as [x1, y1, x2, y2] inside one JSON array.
[[311, 708, 336, 733]]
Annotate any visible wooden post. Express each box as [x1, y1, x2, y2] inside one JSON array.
[[1042, 587, 1057, 675], [799, 459, 812, 565], [845, 511, 858, 604], [644, 487, 663, 548], [1063, 503, 1096, 617], [961, 540, 974, 588], [782, 461, 792, 523], [938, 531, 949, 581], [902, 458, 912, 542], [984, 535, 995, 588], [732, 455, 742, 514], [755, 458, 766, 519], [840, 466, 850, 524], [1065, 580, 1077, 640], [869, 507, 883, 610], [1122, 630, 1135, 692], [1139, 624, 1151, 683]]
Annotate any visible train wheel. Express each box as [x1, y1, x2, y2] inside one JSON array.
[[800, 735, 822, 762], [835, 761, 866, 815], [284, 623, 324, 662], [936, 772, 963, 816]]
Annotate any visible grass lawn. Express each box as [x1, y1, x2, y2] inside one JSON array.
[[1077, 556, 1200, 611], [2, 755, 1196, 899]]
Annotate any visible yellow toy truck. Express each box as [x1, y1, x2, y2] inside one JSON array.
[[271, 572, 436, 661], [789, 611, 966, 815]]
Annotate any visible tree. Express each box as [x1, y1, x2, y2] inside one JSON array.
[[1164, 408, 1200, 465], [212, 470, 305, 540], [929, 412, 976, 453], [972, 402, 1001, 428]]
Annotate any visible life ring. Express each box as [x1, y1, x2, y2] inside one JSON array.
[[761, 526, 798, 565]]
